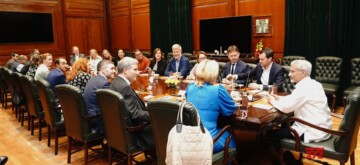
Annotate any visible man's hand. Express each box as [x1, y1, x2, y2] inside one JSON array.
[[226, 74, 233, 80]]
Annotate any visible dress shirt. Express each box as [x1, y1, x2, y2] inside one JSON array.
[[175, 60, 180, 72], [34, 64, 50, 81], [230, 64, 236, 74], [270, 77, 332, 143], [260, 62, 273, 86]]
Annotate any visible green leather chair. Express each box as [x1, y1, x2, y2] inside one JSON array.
[[96, 89, 151, 165], [0, 67, 9, 108], [147, 100, 237, 165], [342, 58, 360, 107], [218, 62, 226, 82], [2, 68, 14, 110], [36, 79, 65, 155], [280, 86, 360, 165], [282, 56, 306, 66], [11, 72, 26, 124], [20, 75, 44, 140], [56, 84, 104, 164], [315, 56, 342, 112], [183, 52, 195, 60], [282, 66, 296, 94]]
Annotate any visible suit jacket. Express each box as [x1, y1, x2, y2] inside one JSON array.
[[221, 60, 249, 84], [70, 53, 85, 66], [150, 59, 166, 76], [239, 62, 285, 92], [83, 75, 110, 115], [164, 55, 190, 76], [110, 76, 149, 124], [47, 68, 67, 92]]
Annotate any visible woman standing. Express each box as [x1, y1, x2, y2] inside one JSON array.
[[149, 48, 166, 75], [186, 60, 237, 153], [66, 58, 91, 93]]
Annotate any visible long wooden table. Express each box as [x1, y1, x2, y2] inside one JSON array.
[[132, 75, 291, 133]]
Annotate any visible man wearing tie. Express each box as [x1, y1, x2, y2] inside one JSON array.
[[110, 57, 155, 153], [239, 47, 285, 91], [164, 44, 191, 77], [221, 45, 249, 84]]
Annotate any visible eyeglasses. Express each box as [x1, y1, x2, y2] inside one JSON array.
[[199, 57, 207, 60]]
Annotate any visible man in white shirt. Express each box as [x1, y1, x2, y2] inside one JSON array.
[[267, 60, 332, 145]]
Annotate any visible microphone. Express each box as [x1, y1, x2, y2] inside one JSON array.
[[245, 70, 251, 88], [248, 90, 263, 102]]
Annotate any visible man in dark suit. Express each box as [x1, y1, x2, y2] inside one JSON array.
[[47, 58, 68, 92], [110, 57, 155, 152], [164, 44, 191, 77], [240, 48, 285, 92], [83, 60, 116, 134], [69, 46, 85, 66], [221, 45, 249, 84]]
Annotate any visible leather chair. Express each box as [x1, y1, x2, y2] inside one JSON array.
[[55, 84, 104, 164], [2, 68, 14, 110], [342, 58, 360, 107], [246, 63, 257, 84], [282, 56, 306, 66], [167, 52, 173, 61], [218, 62, 226, 82], [282, 66, 296, 94], [11, 72, 27, 124], [20, 75, 44, 140], [280, 86, 360, 165], [183, 52, 194, 60], [96, 89, 151, 165], [0, 67, 9, 109], [315, 56, 342, 111], [147, 100, 237, 165], [36, 79, 65, 155]]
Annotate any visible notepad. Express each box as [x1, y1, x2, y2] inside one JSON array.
[[252, 103, 273, 110]]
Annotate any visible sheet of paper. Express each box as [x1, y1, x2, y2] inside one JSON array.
[[252, 103, 273, 110]]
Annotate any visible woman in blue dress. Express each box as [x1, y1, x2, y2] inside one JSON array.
[[186, 60, 237, 153]]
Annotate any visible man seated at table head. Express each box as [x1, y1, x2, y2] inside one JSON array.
[[47, 57, 68, 92], [110, 57, 155, 151], [83, 60, 116, 134], [240, 47, 285, 92], [164, 43, 191, 77], [134, 49, 150, 74], [267, 59, 332, 145], [221, 45, 249, 84]]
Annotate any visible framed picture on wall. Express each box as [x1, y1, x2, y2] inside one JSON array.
[[253, 16, 272, 37]]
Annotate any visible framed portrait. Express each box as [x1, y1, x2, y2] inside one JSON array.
[[253, 16, 272, 36]]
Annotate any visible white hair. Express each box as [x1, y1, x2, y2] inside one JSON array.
[[291, 60, 312, 76], [172, 44, 182, 51], [117, 57, 138, 73]]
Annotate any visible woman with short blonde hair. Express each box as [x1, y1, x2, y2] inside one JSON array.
[[194, 60, 218, 86]]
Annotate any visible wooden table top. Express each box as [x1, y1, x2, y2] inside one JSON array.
[[132, 75, 291, 133]]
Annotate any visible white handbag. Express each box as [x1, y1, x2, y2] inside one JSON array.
[[165, 102, 213, 165]]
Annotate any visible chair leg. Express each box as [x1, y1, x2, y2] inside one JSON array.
[[127, 155, 132, 165], [331, 94, 336, 112], [47, 125, 51, 147], [31, 116, 34, 135], [55, 128, 58, 155], [39, 118, 42, 141], [67, 136, 72, 164], [21, 107, 25, 126], [108, 145, 112, 165], [4, 92, 7, 109], [351, 152, 355, 165], [27, 112, 30, 131], [85, 142, 88, 165]]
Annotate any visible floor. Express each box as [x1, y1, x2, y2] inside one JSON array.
[[0, 100, 359, 165]]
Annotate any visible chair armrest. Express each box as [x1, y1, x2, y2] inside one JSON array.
[[286, 117, 349, 151], [127, 123, 149, 133], [213, 125, 234, 164], [83, 113, 102, 121]]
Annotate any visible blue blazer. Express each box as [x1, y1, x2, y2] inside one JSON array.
[[164, 55, 190, 77], [83, 75, 110, 115], [239, 62, 285, 92], [47, 68, 67, 92], [221, 60, 249, 84]]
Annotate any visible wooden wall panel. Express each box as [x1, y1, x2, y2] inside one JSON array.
[[132, 13, 150, 50], [0, 0, 66, 65], [86, 18, 107, 51], [110, 16, 132, 51], [65, 18, 86, 54], [63, 0, 105, 17]]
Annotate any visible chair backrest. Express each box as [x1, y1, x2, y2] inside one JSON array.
[[96, 89, 140, 154], [56, 84, 90, 141], [147, 100, 199, 165], [350, 58, 360, 86], [36, 79, 62, 127], [282, 56, 306, 66], [281, 66, 295, 93], [183, 52, 194, 60], [334, 86, 360, 155], [218, 62, 226, 82], [11, 72, 25, 105], [3, 68, 14, 95], [315, 56, 342, 84], [19, 75, 43, 117], [167, 52, 173, 61], [0, 67, 9, 92]]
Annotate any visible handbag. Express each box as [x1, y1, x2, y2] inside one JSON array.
[[165, 102, 213, 165]]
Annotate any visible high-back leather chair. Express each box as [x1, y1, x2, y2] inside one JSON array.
[[96, 89, 151, 165], [281, 66, 296, 94], [36, 79, 65, 155], [280, 86, 360, 165], [315, 56, 342, 111], [0, 66, 9, 108], [246, 63, 257, 83], [218, 62, 226, 82], [2, 68, 14, 110], [167, 52, 173, 61], [147, 100, 237, 165], [282, 56, 306, 66], [343, 58, 360, 107], [183, 52, 194, 60], [55, 84, 104, 164], [20, 75, 44, 139], [11, 72, 27, 124]]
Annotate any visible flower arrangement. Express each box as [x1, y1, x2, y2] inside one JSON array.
[[165, 76, 180, 88], [255, 39, 263, 58]]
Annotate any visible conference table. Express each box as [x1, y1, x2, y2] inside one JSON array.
[[132, 75, 292, 133]]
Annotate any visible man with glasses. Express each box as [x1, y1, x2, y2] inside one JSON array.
[[134, 49, 150, 73]]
